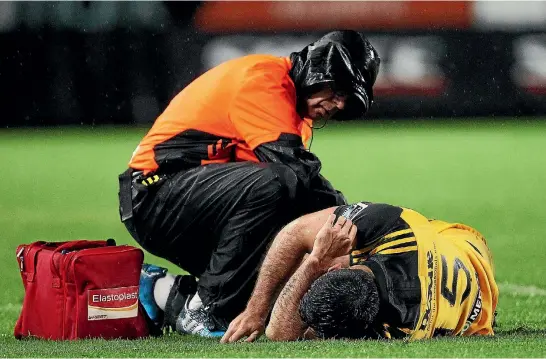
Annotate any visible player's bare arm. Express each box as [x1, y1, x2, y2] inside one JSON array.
[[266, 214, 357, 341], [265, 253, 324, 341], [220, 207, 336, 343]]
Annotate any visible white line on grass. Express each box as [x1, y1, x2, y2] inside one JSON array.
[[498, 282, 546, 297]]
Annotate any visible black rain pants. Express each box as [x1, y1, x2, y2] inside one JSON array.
[[118, 162, 301, 328]]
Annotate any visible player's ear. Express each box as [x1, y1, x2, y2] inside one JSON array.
[[327, 263, 342, 272]]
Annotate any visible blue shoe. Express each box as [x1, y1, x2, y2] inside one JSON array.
[[175, 295, 226, 338], [139, 263, 168, 325]]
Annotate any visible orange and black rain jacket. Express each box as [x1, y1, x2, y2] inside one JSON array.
[[128, 54, 344, 209], [130, 54, 309, 173], [127, 27, 387, 210]]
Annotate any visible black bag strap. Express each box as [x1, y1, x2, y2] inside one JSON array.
[[119, 168, 134, 222]]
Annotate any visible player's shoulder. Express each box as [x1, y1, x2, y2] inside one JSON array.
[[335, 202, 403, 222], [340, 202, 410, 258]]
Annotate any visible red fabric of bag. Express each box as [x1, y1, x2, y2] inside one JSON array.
[[14, 240, 150, 340]]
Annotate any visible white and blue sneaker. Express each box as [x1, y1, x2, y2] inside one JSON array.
[[175, 294, 225, 338], [139, 263, 168, 326]]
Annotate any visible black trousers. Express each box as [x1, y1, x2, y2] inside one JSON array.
[[119, 162, 300, 328]]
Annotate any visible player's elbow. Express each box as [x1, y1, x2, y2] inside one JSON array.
[[276, 220, 310, 254], [265, 324, 298, 342], [265, 324, 283, 341]]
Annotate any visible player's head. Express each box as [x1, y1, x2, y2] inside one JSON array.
[[290, 30, 380, 121], [299, 267, 380, 339]]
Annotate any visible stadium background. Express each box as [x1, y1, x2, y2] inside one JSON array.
[[1, 1, 545, 357], [2, 1, 546, 126]]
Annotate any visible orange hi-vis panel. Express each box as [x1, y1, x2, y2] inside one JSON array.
[[129, 55, 312, 174]]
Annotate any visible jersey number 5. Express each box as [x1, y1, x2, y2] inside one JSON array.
[[440, 255, 471, 306]]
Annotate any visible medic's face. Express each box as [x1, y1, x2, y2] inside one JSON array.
[[305, 86, 348, 121]]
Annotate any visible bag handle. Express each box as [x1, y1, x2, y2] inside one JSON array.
[[54, 240, 109, 254], [17, 241, 46, 282], [49, 239, 115, 287]]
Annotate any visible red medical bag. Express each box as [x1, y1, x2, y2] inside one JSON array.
[[14, 239, 151, 340]]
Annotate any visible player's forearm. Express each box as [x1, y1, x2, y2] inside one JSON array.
[[244, 223, 309, 317], [266, 255, 325, 341]]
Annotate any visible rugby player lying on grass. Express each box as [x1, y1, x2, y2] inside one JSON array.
[[221, 202, 498, 342]]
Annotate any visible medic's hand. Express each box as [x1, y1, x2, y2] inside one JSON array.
[[220, 309, 267, 343]]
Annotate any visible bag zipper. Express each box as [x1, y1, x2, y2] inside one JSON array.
[[16, 246, 25, 272]]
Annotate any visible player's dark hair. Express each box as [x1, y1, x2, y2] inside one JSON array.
[[299, 268, 379, 339]]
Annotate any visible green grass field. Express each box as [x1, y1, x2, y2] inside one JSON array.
[[1, 119, 545, 357]]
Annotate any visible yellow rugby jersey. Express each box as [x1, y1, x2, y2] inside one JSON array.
[[334, 202, 498, 340]]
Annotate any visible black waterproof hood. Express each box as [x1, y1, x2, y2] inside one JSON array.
[[289, 30, 380, 120]]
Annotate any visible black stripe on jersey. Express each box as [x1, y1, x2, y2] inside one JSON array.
[[383, 240, 417, 251], [350, 237, 384, 258], [466, 240, 483, 257], [351, 251, 369, 259], [384, 231, 415, 243], [367, 252, 421, 329]]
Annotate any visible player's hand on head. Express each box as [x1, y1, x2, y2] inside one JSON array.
[[311, 214, 356, 265], [220, 309, 266, 343]]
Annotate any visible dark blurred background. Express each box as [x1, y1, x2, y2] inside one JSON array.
[[1, 1, 546, 127]]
